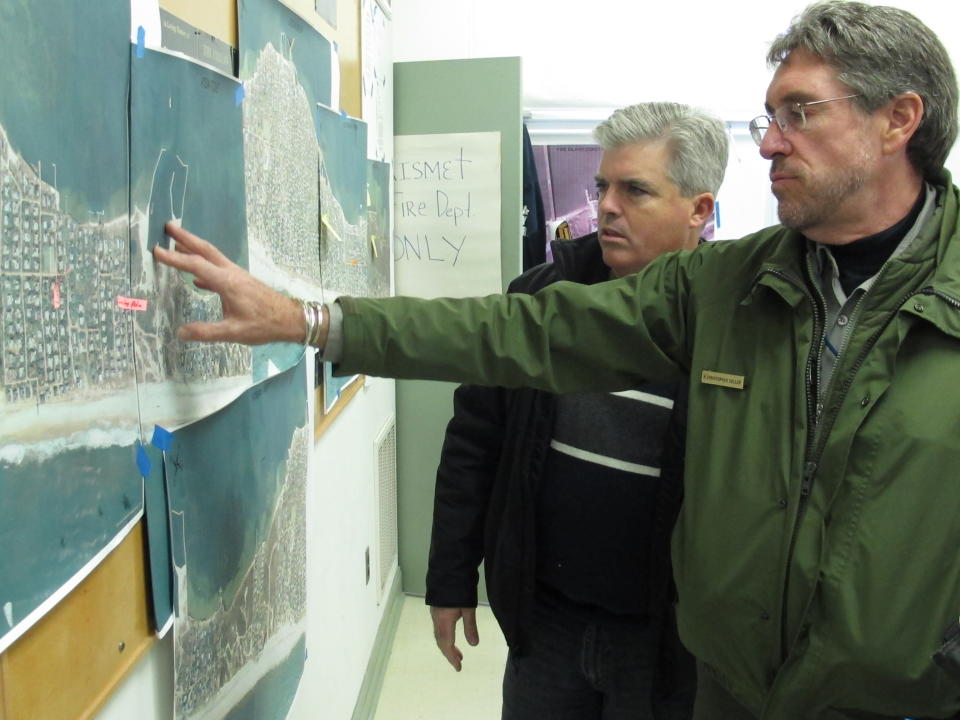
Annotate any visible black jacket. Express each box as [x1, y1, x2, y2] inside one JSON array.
[[425, 233, 688, 654]]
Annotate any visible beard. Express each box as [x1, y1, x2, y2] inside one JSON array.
[[774, 151, 872, 231]]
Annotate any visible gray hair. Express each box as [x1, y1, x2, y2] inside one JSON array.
[[768, 1, 958, 180], [593, 102, 729, 197]]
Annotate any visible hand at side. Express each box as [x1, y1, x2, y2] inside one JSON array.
[[431, 606, 480, 672]]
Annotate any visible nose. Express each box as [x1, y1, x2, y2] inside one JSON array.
[[597, 188, 620, 217], [758, 122, 790, 160]]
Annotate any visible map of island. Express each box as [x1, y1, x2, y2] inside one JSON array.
[[130, 47, 253, 432], [169, 360, 308, 720]]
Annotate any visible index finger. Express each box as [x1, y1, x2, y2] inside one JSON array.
[[153, 243, 222, 282], [433, 618, 455, 648], [164, 222, 231, 267]]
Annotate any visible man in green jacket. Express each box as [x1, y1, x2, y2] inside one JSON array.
[[155, 2, 960, 717]]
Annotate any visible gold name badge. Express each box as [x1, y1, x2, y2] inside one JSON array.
[[701, 370, 745, 390]]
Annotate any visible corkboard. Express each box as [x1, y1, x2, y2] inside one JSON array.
[[336, 0, 362, 118], [159, 0, 238, 46], [155, 0, 361, 116], [0, 523, 153, 720], [315, 374, 365, 440]]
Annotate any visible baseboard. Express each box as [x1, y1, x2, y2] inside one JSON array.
[[350, 569, 404, 720]]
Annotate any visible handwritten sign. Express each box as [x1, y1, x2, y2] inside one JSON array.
[[116, 295, 149, 311], [393, 132, 501, 298]]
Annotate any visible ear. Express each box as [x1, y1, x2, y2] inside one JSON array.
[[688, 192, 715, 229], [880, 92, 923, 156]]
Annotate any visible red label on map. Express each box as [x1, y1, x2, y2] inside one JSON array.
[[116, 295, 148, 311]]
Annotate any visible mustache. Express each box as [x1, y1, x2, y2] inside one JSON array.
[[770, 159, 798, 175]]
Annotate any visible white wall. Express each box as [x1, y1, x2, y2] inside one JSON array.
[[291, 372, 398, 720], [394, 0, 960, 122], [394, 0, 960, 238]]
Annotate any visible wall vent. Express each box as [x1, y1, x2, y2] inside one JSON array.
[[373, 416, 398, 601]]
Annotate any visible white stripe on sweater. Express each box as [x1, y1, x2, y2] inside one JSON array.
[[550, 440, 661, 477], [610, 390, 675, 409]]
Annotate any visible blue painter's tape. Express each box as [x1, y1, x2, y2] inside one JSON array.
[[137, 442, 152, 478], [715, 200, 721, 229], [136, 26, 145, 58], [341, 110, 348, 119], [151, 425, 174, 452], [235, 84, 245, 106]]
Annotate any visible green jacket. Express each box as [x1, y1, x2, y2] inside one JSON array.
[[337, 176, 960, 719]]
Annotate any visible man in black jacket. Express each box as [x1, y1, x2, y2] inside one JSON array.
[[426, 102, 730, 719]]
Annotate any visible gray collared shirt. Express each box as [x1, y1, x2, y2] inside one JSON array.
[[808, 183, 937, 399]]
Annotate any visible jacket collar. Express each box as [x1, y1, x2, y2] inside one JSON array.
[[926, 170, 960, 301], [745, 172, 960, 339], [905, 171, 960, 340], [549, 233, 611, 284], [745, 229, 810, 308]]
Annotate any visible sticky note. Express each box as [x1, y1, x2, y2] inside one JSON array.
[[321, 214, 343, 243]]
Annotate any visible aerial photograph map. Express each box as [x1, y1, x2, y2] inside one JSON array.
[[239, 0, 333, 380], [130, 46, 252, 432], [2, 3, 386, 716], [169, 359, 309, 720], [0, 0, 143, 654]]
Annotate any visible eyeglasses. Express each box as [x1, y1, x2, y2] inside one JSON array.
[[748, 94, 860, 145]]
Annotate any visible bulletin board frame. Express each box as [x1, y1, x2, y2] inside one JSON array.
[[0, 523, 153, 720]]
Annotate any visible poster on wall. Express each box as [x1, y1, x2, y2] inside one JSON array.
[[130, 47, 253, 433], [393, 132, 502, 298], [361, 0, 392, 162], [366, 158, 392, 298], [169, 359, 309, 720], [0, 0, 144, 654], [531, 144, 602, 245], [315, 107, 371, 407], [317, 105, 370, 300], [239, 0, 333, 381]]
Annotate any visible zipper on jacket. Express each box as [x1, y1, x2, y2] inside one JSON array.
[[789, 262, 827, 660], [754, 267, 826, 660], [777, 284, 960, 665], [922, 286, 960, 309]]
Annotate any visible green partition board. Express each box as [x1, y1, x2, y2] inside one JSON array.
[[394, 57, 522, 599]]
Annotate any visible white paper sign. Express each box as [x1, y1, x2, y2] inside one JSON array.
[[393, 132, 502, 298], [130, 0, 161, 47], [361, 0, 392, 161]]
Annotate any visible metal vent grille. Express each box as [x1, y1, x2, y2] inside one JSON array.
[[374, 416, 398, 600]]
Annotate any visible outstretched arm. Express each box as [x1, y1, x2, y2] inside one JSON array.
[[155, 225, 695, 393], [153, 222, 316, 346]]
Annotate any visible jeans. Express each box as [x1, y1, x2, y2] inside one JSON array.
[[501, 593, 695, 720]]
